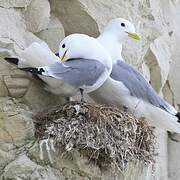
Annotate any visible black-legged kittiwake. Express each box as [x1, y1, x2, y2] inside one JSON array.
[[4, 41, 72, 96], [5, 34, 112, 100], [89, 18, 180, 133]]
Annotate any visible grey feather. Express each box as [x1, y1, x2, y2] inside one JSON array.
[[111, 60, 177, 115], [43, 58, 106, 88]]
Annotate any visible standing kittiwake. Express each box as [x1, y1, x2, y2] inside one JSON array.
[[89, 18, 180, 133], [5, 34, 112, 99]]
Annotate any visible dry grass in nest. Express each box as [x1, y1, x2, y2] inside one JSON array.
[[34, 101, 156, 171]]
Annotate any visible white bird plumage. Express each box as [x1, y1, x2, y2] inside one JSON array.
[[97, 18, 139, 62], [89, 18, 180, 133], [5, 34, 112, 98], [4, 17, 180, 133]]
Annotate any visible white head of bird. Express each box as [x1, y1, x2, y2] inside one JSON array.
[[97, 18, 140, 62], [102, 18, 140, 42], [58, 33, 112, 69]]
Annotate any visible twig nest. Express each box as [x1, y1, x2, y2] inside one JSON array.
[[34, 101, 156, 171]]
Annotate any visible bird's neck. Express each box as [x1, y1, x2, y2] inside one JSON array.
[[97, 31, 123, 64]]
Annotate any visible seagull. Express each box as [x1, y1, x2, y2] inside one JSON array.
[[97, 18, 140, 62], [4, 41, 72, 97], [89, 18, 180, 133], [4, 18, 138, 99], [5, 34, 112, 100]]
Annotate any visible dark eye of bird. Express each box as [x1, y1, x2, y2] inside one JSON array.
[[62, 44, 65, 48], [121, 23, 125, 27]]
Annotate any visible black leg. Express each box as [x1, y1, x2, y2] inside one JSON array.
[[79, 88, 84, 102]]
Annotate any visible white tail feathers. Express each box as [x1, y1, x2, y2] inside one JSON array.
[[125, 97, 180, 133], [17, 42, 71, 96], [143, 102, 180, 133], [20, 42, 59, 67]]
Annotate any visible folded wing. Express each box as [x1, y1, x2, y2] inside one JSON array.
[[111, 60, 177, 115], [21, 58, 106, 88]]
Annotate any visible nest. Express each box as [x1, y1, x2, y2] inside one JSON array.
[[34, 101, 156, 171]]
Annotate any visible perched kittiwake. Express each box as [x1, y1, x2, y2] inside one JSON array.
[[97, 18, 140, 62], [89, 18, 180, 133], [5, 34, 112, 99], [4, 41, 72, 96]]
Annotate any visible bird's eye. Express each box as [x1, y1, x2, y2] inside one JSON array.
[[121, 23, 125, 27], [62, 44, 66, 48]]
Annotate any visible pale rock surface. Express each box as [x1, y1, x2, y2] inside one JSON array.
[[36, 15, 65, 52], [50, 0, 99, 37], [0, 0, 32, 8], [168, 134, 180, 180], [154, 130, 168, 180], [24, 0, 50, 33], [0, 8, 27, 52], [1, 155, 65, 180], [0, 98, 34, 174], [143, 35, 171, 93]]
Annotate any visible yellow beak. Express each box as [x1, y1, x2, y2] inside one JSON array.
[[127, 32, 141, 40], [60, 50, 68, 62]]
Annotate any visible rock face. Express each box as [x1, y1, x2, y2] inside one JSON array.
[[0, 0, 180, 179]]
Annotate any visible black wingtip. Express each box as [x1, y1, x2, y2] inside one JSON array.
[[20, 67, 45, 75], [55, 52, 59, 57], [4, 57, 19, 65], [176, 112, 180, 123]]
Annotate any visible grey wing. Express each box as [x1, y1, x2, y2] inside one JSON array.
[[44, 59, 106, 88], [110, 60, 177, 115]]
